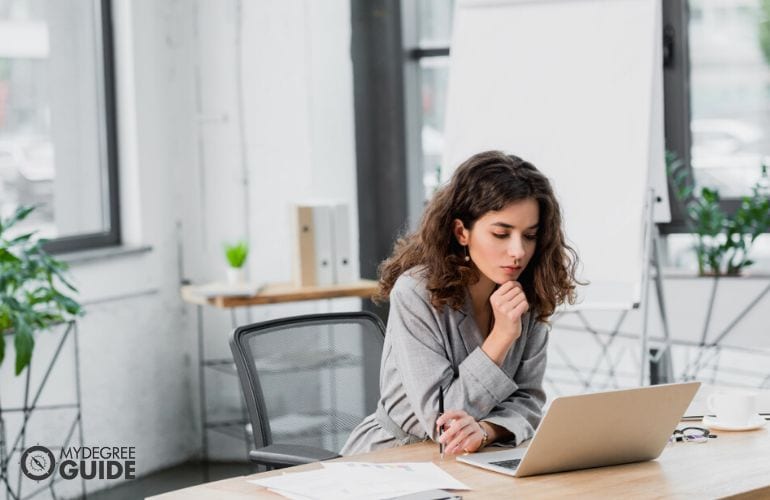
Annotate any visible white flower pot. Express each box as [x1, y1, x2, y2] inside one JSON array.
[[226, 267, 246, 285]]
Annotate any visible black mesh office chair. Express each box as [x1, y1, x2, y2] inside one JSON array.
[[229, 311, 385, 469]]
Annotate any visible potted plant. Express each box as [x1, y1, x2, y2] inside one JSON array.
[[0, 205, 82, 375], [668, 152, 770, 276], [224, 240, 249, 285]]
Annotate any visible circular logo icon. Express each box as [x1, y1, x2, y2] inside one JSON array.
[[20, 445, 56, 481]]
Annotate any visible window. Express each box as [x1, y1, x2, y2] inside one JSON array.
[[404, 0, 454, 201], [664, 0, 770, 230], [687, 0, 770, 198], [662, 0, 770, 270], [0, 0, 119, 253]]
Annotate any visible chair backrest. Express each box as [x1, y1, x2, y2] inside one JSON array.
[[229, 311, 385, 454]]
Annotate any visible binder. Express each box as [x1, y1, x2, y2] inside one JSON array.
[[294, 204, 334, 286], [295, 205, 316, 286], [332, 203, 353, 284], [312, 205, 334, 286]]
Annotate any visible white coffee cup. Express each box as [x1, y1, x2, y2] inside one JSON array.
[[707, 391, 757, 426]]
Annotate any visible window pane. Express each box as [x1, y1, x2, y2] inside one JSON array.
[[418, 0, 455, 47], [420, 56, 450, 200], [0, 0, 112, 240], [688, 0, 770, 197]]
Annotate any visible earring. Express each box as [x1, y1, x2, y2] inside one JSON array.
[[464, 246, 470, 262]]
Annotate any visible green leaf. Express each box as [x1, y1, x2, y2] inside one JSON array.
[[9, 232, 36, 245], [701, 187, 720, 204], [31, 312, 64, 328], [0, 248, 21, 264], [56, 295, 82, 315], [51, 267, 78, 292], [3, 205, 36, 231], [224, 241, 249, 268], [0, 309, 10, 331], [14, 324, 34, 375]]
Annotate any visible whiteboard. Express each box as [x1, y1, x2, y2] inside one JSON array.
[[442, 0, 666, 309]]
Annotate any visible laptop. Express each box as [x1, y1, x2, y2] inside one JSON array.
[[457, 381, 700, 477]]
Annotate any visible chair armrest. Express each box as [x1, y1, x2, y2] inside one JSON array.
[[248, 444, 340, 468]]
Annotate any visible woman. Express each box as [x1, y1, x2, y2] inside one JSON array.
[[341, 150, 579, 456]]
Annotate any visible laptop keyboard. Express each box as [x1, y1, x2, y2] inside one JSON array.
[[490, 458, 522, 470]]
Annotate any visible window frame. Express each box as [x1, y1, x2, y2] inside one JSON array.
[[351, 0, 410, 281], [659, 0, 692, 234], [660, 0, 763, 233], [39, 0, 121, 254]]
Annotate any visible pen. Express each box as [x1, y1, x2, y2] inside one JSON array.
[[438, 386, 445, 459]]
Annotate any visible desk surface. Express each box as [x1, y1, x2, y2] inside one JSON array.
[[181, 280, 379, 308], [151, 422, 770, 499]]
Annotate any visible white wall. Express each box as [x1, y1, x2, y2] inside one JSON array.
[[180, 0, 359, 289]]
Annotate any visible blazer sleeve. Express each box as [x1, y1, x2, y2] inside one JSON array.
[[388, 278, 518, 441], [481, 319, 549, 445]]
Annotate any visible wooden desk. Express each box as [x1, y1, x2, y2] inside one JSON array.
[[152, 422, 770, 499], [181, 280, 380, 308]]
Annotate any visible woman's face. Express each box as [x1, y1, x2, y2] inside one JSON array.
[[454, 198, 540, 285]]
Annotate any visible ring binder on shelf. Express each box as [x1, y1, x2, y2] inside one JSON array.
[[294, 202, 354, 286]]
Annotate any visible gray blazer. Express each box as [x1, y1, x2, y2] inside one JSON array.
[[341, 268, 549, 456]]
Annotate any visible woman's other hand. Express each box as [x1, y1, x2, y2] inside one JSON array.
[[436, 410, 487, 455]]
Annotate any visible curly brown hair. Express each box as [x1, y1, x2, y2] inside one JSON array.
[[377, 150, 580, 323]]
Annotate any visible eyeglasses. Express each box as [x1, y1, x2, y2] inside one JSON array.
[[669, 427, 717, 444]]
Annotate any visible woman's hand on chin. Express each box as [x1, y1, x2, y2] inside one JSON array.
[[489, 280, 529, 342]]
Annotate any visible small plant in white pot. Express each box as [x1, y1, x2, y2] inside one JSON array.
[[224, 241, 249, 285]]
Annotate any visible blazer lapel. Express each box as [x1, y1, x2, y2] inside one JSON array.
[[456, 287, 484, 356]]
